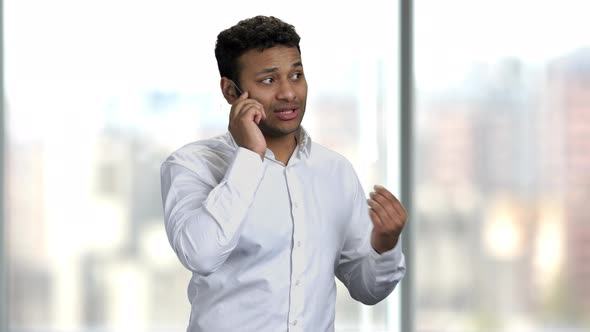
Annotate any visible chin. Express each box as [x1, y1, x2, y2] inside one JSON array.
[[260, 122, 301, 138]]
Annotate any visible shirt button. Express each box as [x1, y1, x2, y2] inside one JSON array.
[[292, 320, 298, 326], [295, 280, 300, 286], [297, 241, 301, 247]]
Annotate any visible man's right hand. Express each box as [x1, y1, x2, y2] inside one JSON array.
[[228, 91, 267, 159]]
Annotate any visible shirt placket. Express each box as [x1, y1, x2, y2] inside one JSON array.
[[285, 165, 305, 331]]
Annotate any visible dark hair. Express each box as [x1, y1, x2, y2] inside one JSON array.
[[215, 16, 301, 85]]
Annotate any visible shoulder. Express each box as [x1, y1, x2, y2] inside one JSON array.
[[161, 133, 236, 173], [309, 142, 355, 170], [306, 142, 364, 204], [307, 142, 359, 184]]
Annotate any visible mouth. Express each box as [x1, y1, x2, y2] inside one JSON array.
[[274, 106, 300, 121], [277, 109, 295, 114]]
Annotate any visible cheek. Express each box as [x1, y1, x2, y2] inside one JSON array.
[[262, 100, 274, 114], [297, 83, 308, 99], [249, 93, 274, 113]]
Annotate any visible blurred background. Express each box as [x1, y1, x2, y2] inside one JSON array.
[[413, 1, 590, 331], [1, 0, 589, 331]]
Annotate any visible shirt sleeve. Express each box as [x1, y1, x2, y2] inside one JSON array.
[[160, 147, 264, 276], [334, 175, 407, 305]]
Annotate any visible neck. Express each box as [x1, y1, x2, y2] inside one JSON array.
[[265, 131, 298, 165]]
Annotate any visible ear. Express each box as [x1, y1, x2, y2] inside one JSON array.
[[220, 77, 239, 104]]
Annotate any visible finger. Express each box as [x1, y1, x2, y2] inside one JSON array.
[[241, 96, 266, 121], [253, 109, 265, 124], [370, 191, 401, 220], [369, 208, 384, 229], [239, 103, 265, 122], [370, 198, 406, 239], [367, 198, 390, 224], [230, 91, 249, 109], [260, 108, 267, 121], [253, 112, 261, 124], [374, 185, 408, 219], [237, 90, 249, 102], [230, 99, 261, 121], [251, 105, 266, 124], [373, 185, 397, 202]]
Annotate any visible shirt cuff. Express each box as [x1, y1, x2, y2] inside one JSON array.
[[369, 239, 403, 264]]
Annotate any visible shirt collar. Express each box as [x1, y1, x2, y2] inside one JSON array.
[[296, 127, 312, 158], [226, 126, 312, 158]]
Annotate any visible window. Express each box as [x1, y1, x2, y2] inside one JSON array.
[[3, 1, 401, 331], [414, 1, 590, 331]]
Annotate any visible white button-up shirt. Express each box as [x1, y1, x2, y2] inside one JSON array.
[[160, 129, 406, 332]]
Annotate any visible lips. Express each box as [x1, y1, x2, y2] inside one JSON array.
[[274, 106, 300, 121]]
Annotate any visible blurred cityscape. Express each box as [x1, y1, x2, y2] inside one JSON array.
[[6, 46, 590, 331], [4, 1, 402, 330], [3, 0, 590, 327], [5, 65, 394, 331], [414, 47, 590, 331]]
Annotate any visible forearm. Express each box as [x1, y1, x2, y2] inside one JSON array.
[[337, 241, 406, 305], [165, 200, 246, 276]]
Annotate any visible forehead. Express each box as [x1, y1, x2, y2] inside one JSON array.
[[238, 46, 302, 75]]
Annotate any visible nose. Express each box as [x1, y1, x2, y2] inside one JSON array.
[[276, 79, 296, 101]]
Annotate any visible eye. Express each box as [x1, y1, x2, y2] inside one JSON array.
[[260, 77, 274, 85], [291, 72, 304, 80]]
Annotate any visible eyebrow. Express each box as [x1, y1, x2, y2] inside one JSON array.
[[255, 61, 303, 76]]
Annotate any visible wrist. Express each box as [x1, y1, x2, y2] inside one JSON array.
[[371, 232, 399, 254]]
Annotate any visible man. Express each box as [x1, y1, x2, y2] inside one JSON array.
[[161, 15, 407, 331]]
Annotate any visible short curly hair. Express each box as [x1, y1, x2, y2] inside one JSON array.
[[215, 16, 301, 85]]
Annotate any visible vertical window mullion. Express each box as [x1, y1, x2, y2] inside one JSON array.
[[0, 0, 8, 329], [400, 0, 415, 331]]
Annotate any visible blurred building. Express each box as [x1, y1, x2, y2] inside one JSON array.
[[415, 49, 590, 330], [546, 48, 590, 316]]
